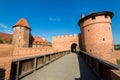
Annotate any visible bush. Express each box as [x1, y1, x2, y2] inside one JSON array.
[[117, 59, 120, 65], [0, 38, 3, 43]]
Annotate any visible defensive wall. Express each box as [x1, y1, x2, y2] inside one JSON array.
[[13, 46, 54, 57], [0, 44, 13, 80], [52, 34, 79, 51], [1, 11, 120, 80], [0, 44, 13, 57]]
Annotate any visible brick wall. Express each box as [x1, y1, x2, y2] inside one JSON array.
[[0, 44, 13, 80], [12, 26, 30, 48], [13, 46, 54, 56], [52, 34, 79, 51], [0, 44, 13, 57], [79, 14, 114, 63]]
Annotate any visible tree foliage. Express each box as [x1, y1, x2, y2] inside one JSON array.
[[0, 38, 3, 43], [48, 41, 52, 44]]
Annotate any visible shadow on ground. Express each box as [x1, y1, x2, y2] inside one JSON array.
[[74, 52, 99, 80]]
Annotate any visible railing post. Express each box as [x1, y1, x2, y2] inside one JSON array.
[[55, 53, 57, 59], [50, 54, 52, 61], [44, 55, 46, 64], [66, 51, 68, 54], [56, 53, 57, 58], [34, 57, 37, 72], [16, 61, 20, 80]]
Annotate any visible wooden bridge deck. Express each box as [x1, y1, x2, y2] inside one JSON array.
[[21, 53, 98, 80]]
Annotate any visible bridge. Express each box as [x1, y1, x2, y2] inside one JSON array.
[[1, 11, 120, 80], [9, 50, 120, 80]]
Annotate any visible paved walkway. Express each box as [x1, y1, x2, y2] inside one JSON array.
[[21, 53, 98, 80]]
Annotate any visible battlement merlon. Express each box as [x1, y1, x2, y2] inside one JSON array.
[[78, 11, 114, 27], [52, 34, 78, 39]]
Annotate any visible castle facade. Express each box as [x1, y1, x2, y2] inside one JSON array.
[[78, 11, 115, 62]]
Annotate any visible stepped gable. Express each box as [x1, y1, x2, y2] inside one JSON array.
[[13, 18, 31, 29]]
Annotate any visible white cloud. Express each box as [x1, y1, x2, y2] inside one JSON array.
[[5, 29, 13, 34], [0, 23, 13, 34], [49, 17, 61, 22], [0, 24, 8, 28]]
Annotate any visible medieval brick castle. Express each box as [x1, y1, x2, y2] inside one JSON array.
[[10, 11, 114, 60], [11, 18, 79, 56], [0, 11, 118, 62], [0, 11, 120, 80]]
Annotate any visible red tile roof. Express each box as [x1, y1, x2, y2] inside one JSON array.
[[33, 36, 46, 44], [13, 18, 30, 29], [0, 32, 12, 40]]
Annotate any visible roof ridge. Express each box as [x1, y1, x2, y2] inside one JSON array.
[[13, 18, 30, 29]]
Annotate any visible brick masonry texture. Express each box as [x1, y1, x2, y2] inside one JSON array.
[[1, 11, 120, 80], [52, 34, 79, 51], [0, 44, 12, 80], [78, 12, 116, 63]]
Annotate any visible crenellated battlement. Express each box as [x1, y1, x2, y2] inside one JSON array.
[[52, 34, 79, 51], [52, 34, 78, 39]]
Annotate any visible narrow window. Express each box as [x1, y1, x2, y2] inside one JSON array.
[[88, 29, 90, 32], [105, 15, 108, 18], [82, 20, 84, 24], [112, 49, 113, 52], [92, 16, 95, 20], [90, 49, 92, 52], [103, 38, 105, 41]]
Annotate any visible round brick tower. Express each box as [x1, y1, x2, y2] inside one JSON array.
[[12, 18, 31, 48], [78, 11, 114, 59]]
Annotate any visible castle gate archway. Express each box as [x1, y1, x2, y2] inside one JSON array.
[[71, 43, 77, 53]]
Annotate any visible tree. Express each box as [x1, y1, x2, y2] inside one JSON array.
[[48, 41, 52, 44], [0, 38, 3, 43]]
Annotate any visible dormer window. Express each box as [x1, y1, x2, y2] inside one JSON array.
[[92, 16, 95, 20]]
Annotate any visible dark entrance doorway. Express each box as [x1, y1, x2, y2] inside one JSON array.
[[10, 62, 17, 80], [71, 43, 77, 53], [0, 68, 6, 80]]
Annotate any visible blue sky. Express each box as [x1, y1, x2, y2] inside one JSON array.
[[0, 0, 120, 44]]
